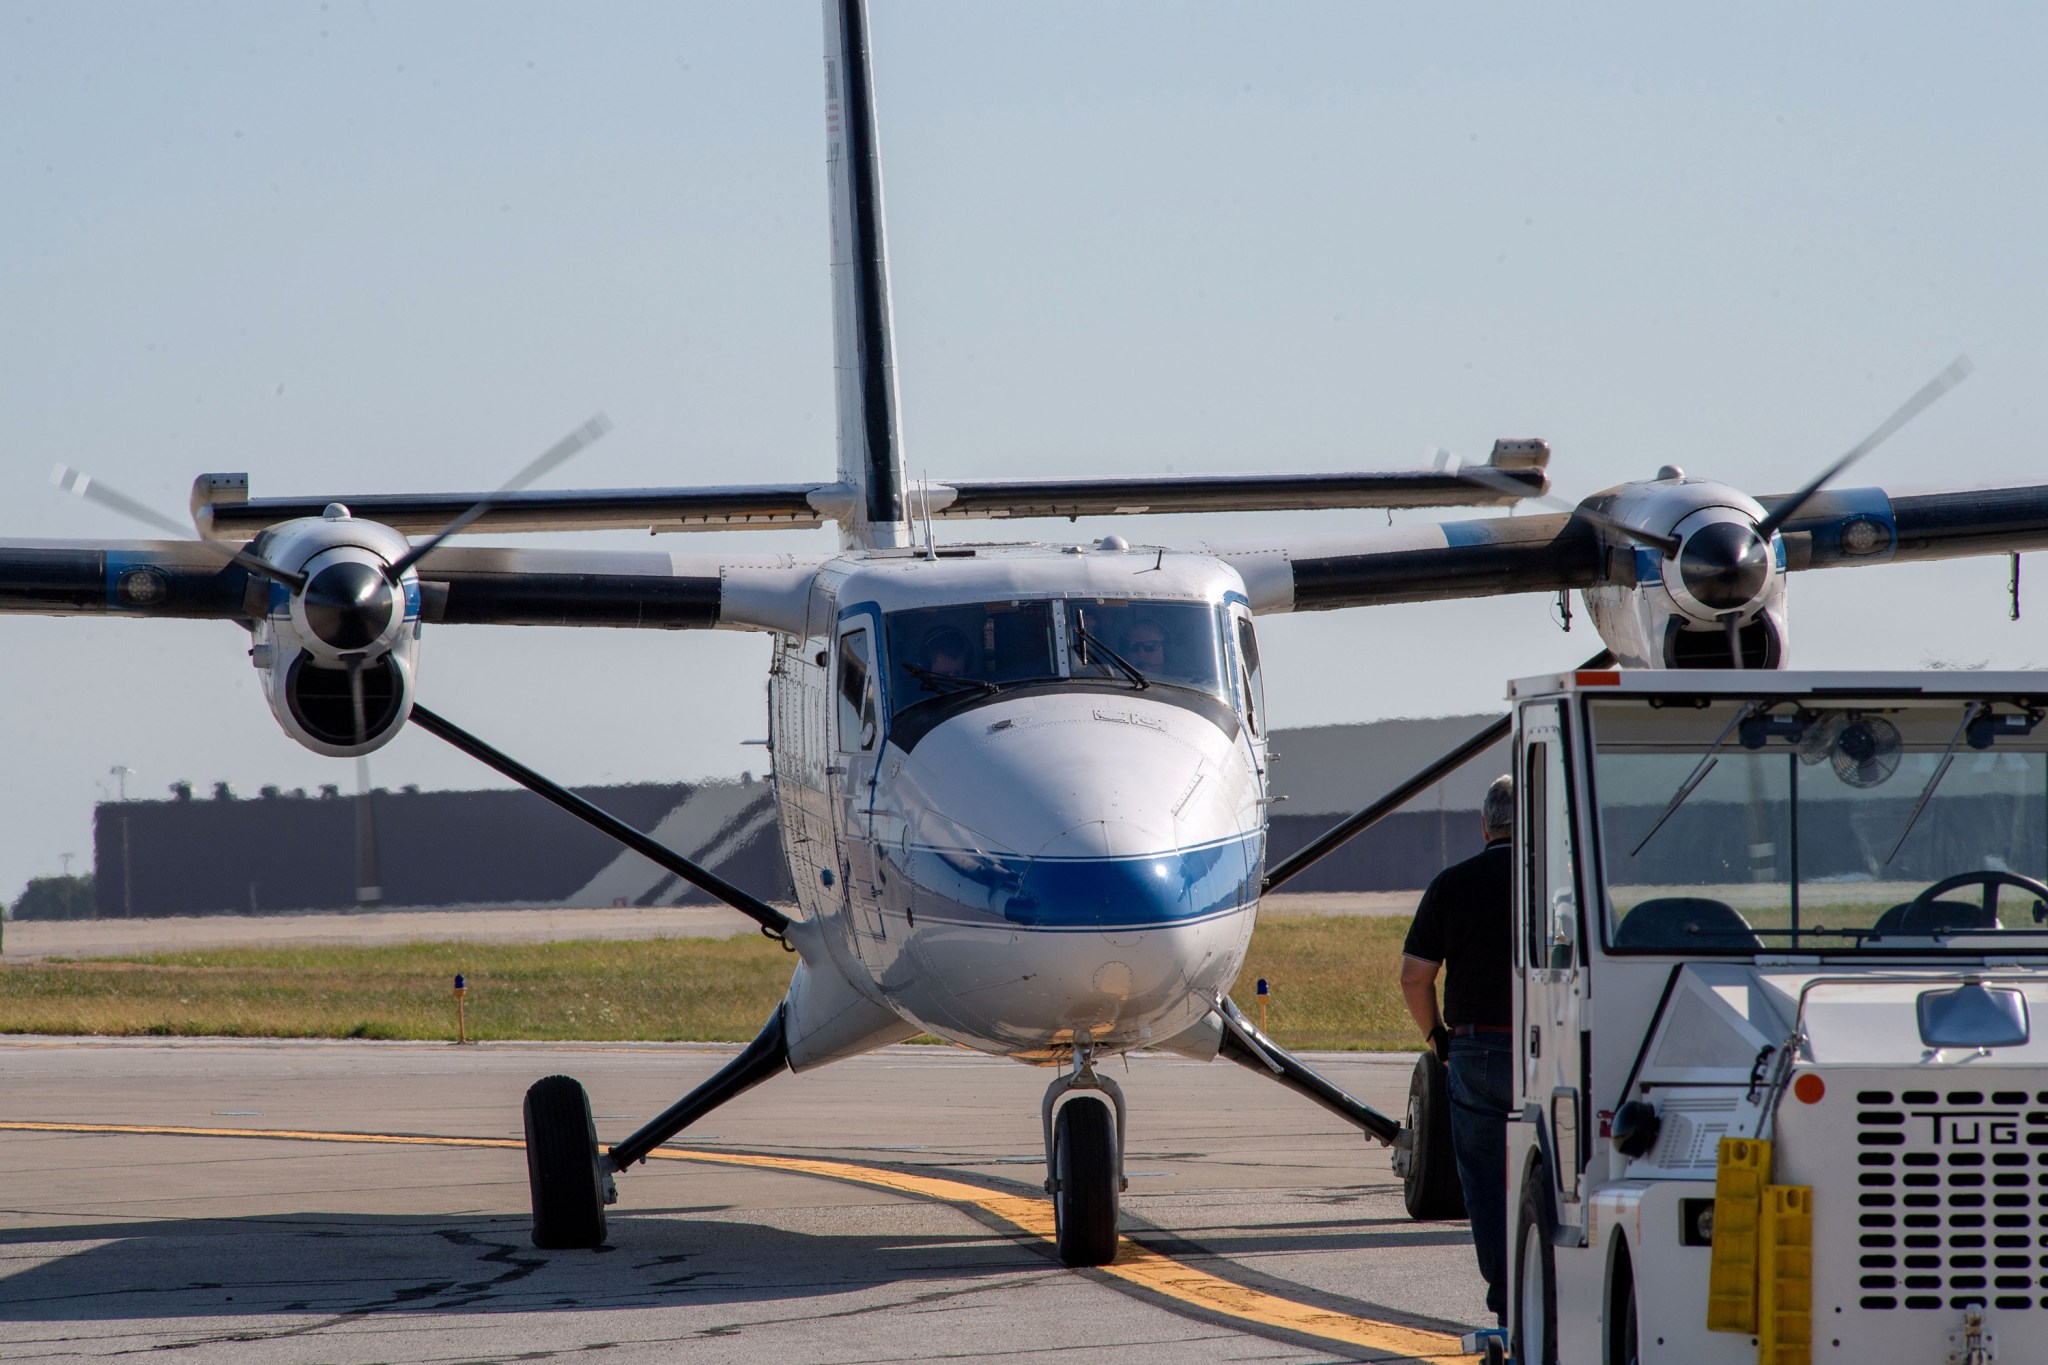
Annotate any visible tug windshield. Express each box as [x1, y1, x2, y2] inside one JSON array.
[[1590, 695, 2048, 952]]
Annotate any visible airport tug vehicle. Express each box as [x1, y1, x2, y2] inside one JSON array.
[[1482, 667, 2048, 1365]]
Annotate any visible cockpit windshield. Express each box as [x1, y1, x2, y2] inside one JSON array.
[[884, 601, 1058, 716], [1591, 695, 2048, 953], [1065, 600, 1225, 696], [879, 597, 1229, 724]]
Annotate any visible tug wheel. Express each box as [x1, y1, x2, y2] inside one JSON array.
[[1400, 1051, 1467, 1220], [1513, 1159, 1559, 1365], [1052, 1095, 1119, 1267], [524, 1074, 608, 1249]]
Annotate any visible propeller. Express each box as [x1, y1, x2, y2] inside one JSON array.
[[1696, 355, 1973, 667], [1457, 356, 1973, 669], [1753, 355, 1974, 541], [51, 465, 308, 589], [1447, 456, 1681, 555], [53, 413, 612, 679], [354, 754, 383, 908], [385, 413, 612, 579]]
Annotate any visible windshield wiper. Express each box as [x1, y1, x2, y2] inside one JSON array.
[[1885, 702, 1982, 865], [1631, 701, 1759, 857], [902, 662, 1000, 697], [1073, 625, 1151, 690]]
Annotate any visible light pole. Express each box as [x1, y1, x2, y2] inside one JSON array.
[[108, 766, 134, 802]]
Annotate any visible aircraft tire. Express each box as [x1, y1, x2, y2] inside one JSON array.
[[1052, 1095, 1119, 1267], [1400, 1051, 1467, 1220], [524, 1074, 608, 1250]]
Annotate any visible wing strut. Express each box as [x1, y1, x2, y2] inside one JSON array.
[[407, 703, 793, 941], [1260, 650, 1614, 894], [1214, 996, 1400, 1143]]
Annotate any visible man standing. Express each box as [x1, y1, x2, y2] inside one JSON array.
[[1400, 773, 1515, 1326]]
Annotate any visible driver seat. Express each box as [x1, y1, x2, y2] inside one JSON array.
[[1613, 897, 1763, 951], [1871, 899, 2000, 937]]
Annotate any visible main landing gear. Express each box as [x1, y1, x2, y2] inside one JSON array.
[[524, 1074, 611, 1249], [1393, 1051, 1467, 1219], [1042, 1044, 1126, 1267], [521, 1003, 793, 1249]]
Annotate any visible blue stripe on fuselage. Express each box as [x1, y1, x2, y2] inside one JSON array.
[[892, 830, 1263, 931]]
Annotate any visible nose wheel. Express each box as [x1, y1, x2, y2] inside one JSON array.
[[1042, 1049, 1126, 1267], [1052, 1095, 1119, 1265]]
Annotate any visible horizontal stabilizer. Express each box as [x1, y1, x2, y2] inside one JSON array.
[[203, 483, 832, 537], [928, 467, 1545, 520], [196, 462, 1548, 540]]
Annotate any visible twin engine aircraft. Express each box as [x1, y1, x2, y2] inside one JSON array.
[[8, 0, 2048, 1267]]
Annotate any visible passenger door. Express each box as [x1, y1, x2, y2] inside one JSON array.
[[1517, 700, 1588, 1227]]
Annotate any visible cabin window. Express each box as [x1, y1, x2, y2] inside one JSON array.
[[836, 627, 876, 751], [1236, 615, 1265, 736], [1065, 599, 1225, 697]]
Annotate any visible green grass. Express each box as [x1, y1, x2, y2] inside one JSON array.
[[0, 914, 1420, 1050]]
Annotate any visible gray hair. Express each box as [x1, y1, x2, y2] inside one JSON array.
[[1481, 774, 1514, 840]]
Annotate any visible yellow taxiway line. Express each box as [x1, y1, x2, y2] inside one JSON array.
[[0, 1119, 1467, 1363]]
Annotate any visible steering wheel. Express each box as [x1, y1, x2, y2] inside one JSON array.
[[1906, 870, 2048, 929]]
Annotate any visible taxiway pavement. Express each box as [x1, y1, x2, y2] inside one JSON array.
[[0, 1038, 1486, 1363]]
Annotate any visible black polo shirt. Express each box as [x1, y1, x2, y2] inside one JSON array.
[[1401, 839, 1512, 1030]]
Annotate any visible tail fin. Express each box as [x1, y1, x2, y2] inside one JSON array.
[[823, 0, 910, 550]]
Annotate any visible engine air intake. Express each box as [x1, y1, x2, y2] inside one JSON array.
[[285, 651, 406, 747]]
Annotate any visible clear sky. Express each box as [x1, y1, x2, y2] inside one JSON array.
[[3, 2, 2044, 905]]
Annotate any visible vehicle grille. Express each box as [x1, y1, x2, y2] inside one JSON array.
[[1855, 1088, 2048, 1311]]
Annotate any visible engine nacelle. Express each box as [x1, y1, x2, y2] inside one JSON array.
[[1581, 472, 1789, 670], [246, 506, 423, 757]]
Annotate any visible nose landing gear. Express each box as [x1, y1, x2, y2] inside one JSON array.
[[1041, 1044, 1126, 1267]]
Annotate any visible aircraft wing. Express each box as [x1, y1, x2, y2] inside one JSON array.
[[1200, 481, 2048, 614], [0, 540, 822, 633]]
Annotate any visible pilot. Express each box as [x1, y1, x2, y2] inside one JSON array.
[[919, 626, 972, 677], [1399, 773, 1515, 1328], [1121, 617, 1167, 668]]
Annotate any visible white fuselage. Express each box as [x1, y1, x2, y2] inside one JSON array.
[[765, 545, 1268, 1061]]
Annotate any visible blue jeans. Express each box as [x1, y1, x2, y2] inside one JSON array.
[[1447, 1034, 1513, 1324]]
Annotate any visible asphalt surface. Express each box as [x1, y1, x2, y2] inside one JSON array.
[[0, 1038, 1487, 1363]]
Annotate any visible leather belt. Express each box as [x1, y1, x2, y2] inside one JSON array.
[[1449, 1024, 1512, 1037]]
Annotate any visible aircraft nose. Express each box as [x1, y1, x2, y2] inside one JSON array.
[[892, 698, 1261, 930]]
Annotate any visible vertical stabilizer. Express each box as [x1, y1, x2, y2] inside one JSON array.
[[823, 0, 910, 550]]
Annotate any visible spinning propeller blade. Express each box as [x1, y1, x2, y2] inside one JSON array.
[[354, 754, 383, 908], [51, 465, 309, 589], [1449, 456, 1682, 555], [385, 413, 613, 579], [1753, 355, 1974, 540], [1713, 355, 1974, 667]]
